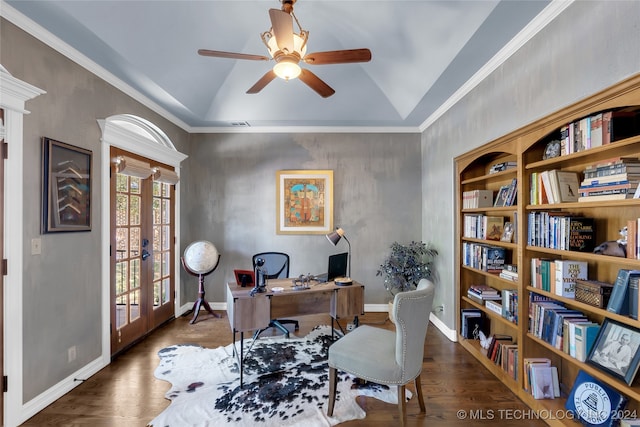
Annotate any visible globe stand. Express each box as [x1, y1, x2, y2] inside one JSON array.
[[181, 254, 221, 324]]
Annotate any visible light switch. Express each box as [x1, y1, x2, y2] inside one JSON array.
[[31, 238, 42, 255]]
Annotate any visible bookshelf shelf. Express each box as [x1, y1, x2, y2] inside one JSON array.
[[525, 247, 640, 268], [456, 73, 640, 425]]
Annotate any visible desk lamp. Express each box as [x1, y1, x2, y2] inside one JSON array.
[[326, 227, 351, 278]]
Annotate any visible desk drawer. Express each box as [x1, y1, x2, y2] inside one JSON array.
[[270, 291, 332, 318]]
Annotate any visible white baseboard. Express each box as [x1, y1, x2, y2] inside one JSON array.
[[19, 356, 106, 426]]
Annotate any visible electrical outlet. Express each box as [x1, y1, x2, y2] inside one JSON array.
[[435, 305, 445, 315], [31, 238, 42, 255], [68, 346, 77, 363], [346, 323, 355, 331]]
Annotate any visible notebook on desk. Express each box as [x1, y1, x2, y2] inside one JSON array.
[[315, 252, 348, 282]]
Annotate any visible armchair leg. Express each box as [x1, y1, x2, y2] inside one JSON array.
[[328, 367, 337, 416], [398, 384, 406, 427], [414, 374, 425, 413]]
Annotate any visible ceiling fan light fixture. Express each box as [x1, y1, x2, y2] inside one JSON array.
[[266, 32, 308, 58], [273, 59, 301, 80]]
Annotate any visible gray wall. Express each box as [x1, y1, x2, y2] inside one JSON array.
[[1, 19, 190, 402], [422, 0, 640, 328], [181, 132, 423, 305]]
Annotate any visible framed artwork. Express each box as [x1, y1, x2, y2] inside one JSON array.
[[276, 170, 333, 235], [587, 318, 640, 385], [42, 137, 92, 233], [501, 222, 514, 242]]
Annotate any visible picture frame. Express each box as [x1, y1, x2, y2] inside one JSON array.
[[42, 137, 92, 233], [233, 269, 255, 288], [501, 222, 514, 242], [493, 185, 510, 207], [587, 318, 640, 385], [276, 170, 333, 235]]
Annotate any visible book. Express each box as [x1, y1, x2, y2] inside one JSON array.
[[483, 216, 504, 241], [606, 269, 640, 315], [484, 246, 506, 273], [540, 170, 556, 204], [460, 309, 483, 339], [469, 284, 499, 295], [485, 300, 502, 315], [464, 314, 485, 340], [627, 219, 637, 259], [530, 365, 558, 399], [523, 357, 551, 392], [567, 318, 595, 357], [566, 370, 628, 427], [568, 217, 596, 252], [574, 323, 601, 362], [629, 274, 639, 320], [590, 113, 603, 147], [579, 192, 637, 202], [555, 170, 580, 202], [554, 259, 588, 298], [579, 182, 638, 195], [581, 175, 640, 185]]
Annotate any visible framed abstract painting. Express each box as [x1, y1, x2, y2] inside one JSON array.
[[276, 170, 333, 235], [42, 137, 92, 233]]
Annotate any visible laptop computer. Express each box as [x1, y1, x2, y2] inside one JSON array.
[[315, 252, 348, 282]]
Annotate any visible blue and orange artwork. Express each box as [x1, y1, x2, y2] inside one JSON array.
[[284, 179, 325, 227]]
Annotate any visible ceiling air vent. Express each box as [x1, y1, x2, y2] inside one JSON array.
[[229, 121, 250, 127]]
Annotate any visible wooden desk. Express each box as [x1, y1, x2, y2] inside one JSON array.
[[226, 279, 365, 385]]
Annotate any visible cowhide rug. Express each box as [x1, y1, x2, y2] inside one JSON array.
[[149, 325, 406, 426]]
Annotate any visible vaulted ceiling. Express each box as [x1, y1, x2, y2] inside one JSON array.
[[4, 0, 553, 132]]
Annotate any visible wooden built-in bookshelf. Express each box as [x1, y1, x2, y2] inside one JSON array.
[[455, 73, 640, 426]]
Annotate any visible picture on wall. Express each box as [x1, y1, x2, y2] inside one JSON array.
[[42, 137, 92, 233], [276, 170, 333, 235]]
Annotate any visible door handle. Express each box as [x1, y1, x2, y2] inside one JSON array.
[[141, 249, 151, 260]]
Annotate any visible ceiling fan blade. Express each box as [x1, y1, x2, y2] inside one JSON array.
[[303, 49, 372, 65], [198, 49, 269, 61], [246, 70, 277, 94], [269, 8, 294, 53], [299, 69, 335, 98]]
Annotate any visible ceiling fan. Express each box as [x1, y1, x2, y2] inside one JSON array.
[[198, 0, 371, 98]]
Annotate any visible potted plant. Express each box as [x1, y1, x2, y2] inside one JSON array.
[[377, 241, 438, 322]]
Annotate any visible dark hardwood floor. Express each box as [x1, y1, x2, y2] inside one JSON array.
[[21, 311, 546, 426]]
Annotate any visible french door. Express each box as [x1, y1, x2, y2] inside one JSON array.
[[110, 148, 175, 356]]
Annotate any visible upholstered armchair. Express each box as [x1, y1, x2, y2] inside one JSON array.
[[327, 278, 435, 426]]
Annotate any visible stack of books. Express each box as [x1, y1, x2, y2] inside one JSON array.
[[578, 157, 640, 202], [467, 284, 501, 305], [499, 264, 518, 282]]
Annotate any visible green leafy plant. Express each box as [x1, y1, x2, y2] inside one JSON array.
[[377, 241, 438, 297]]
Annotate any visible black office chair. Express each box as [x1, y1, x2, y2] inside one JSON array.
[[252, 252, 299, 338]]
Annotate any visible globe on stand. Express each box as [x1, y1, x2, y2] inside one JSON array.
[[181, 240, 221, 324]]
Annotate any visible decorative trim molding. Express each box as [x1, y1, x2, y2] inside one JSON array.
[[0, 67, 45, 427], [419, 0, 574, 132]]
